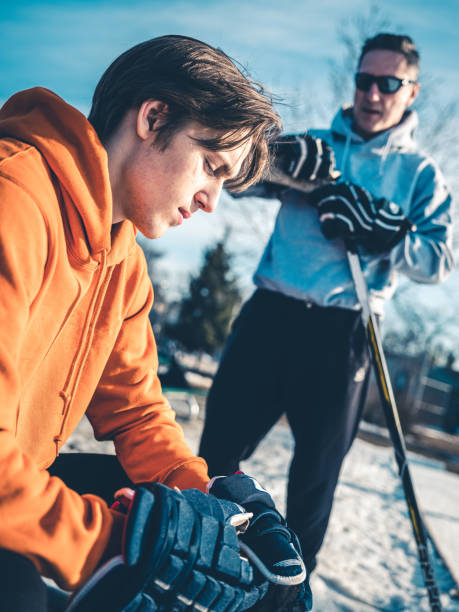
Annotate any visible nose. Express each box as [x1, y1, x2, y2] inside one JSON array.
[[195, 180, 224, 214], [367, 82, 381, 100]]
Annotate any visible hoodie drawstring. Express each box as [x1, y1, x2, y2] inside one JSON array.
[[341, 131, 352, 177], [54, 250, 112, 455], [378, 131, 395, 177]]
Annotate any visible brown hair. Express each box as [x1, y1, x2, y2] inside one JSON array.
[[88, 35, 281, 190], [359, 33, 420, 76]]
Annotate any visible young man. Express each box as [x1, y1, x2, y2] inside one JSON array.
[[199, 33, 453, 575], [0, 35, 287, 611]]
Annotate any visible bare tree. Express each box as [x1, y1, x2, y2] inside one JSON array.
[[327, 2, 395, 111], [383, 282, 459, 365]]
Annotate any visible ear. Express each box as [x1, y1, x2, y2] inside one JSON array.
[[136, 100, 169, 140], [407, 82, 420, 107]]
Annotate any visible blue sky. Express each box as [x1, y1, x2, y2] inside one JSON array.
[[2, 0, 459, 112], [2, 0, 459, 346]]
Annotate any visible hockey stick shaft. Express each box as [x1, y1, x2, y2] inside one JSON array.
[[346, 247, 442, 612]]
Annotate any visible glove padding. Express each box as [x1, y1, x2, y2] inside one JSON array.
[[310, 181, 412, 253], [208, 473, 312, 611], [65, 483, 268, 612], [272, 133, 337, 183]]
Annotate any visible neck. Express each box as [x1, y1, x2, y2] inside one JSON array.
[[104, 117, 135, 225], [106, 143, 124, 224], [351, 121, 386, 141]]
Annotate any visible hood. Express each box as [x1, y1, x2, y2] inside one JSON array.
[[329, 106, 419, 178], [331, 105, 419, 151], [0, 87, 135, 265]]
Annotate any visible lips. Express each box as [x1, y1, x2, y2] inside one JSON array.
[[362, 107, 381, 116], [175, 207, 192, 226], [178, 207, 191, 220]]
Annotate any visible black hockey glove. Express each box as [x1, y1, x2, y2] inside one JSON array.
[[208, 473, 312, 612], [65, 483, 268, 612], [310, 181, 413, 253], [272, 133, 337, 182]]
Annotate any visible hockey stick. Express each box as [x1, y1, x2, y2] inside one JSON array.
[[346, 240, 442, 612]]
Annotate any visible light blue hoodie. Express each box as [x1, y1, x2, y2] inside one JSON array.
[[252, 107, 454, 315]]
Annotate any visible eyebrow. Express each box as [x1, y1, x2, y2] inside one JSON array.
[[211, 152, 244, 181], [215, 162, 233, 178]]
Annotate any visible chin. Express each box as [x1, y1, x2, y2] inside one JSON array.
[[356, 120, 380, 136], [137, 226, 160, 240], [136, 216, 171, 239], [365, 125, 380, 135]]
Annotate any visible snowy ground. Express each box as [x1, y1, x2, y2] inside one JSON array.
[[65, 414, 459, 611]]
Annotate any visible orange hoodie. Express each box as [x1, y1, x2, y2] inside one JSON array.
[[0, 88, 209, 590]]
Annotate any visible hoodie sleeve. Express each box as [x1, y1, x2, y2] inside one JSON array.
[[85, 249, 210, 493], [390, 159, 454, 283], [0, 177, 124, 591]]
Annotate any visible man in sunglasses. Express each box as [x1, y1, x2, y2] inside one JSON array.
[[199, 32, 453, 577]]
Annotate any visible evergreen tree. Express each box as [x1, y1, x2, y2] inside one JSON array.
[[166, 238, 241, 355], [140, 241, 169, 346], [144, 245, 165, 306]]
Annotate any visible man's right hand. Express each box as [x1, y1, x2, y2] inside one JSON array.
[[309, 181, 412, 253], [272, 133, 338, 182]]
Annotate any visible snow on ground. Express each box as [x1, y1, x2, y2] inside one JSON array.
[[180, 418, 459, 611], [410, 459, 459, 592], [65, 414, 459, 611]]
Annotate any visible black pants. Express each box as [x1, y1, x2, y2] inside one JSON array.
[[48, 452, 133, 505], [0, 454, 132, 611], [0, 549, 49, 612], [199, 289, 370, 573]]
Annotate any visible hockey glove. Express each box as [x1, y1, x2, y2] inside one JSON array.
[[310, 181, 413, 253], [65, 483, 268, 612], [272, 133, 338, 183], [208, 473, 312, 611]]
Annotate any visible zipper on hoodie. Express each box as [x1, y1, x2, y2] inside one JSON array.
[[54, 249, 112, 455]]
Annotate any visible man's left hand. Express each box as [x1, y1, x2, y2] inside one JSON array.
[[310, 181, 413, 253]]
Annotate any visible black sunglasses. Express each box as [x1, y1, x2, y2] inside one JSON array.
[[355, 72, 417, 94]]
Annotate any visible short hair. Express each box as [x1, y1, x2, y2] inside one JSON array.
[[88, 35, 281, 191], [358, 33, 420, 75]]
